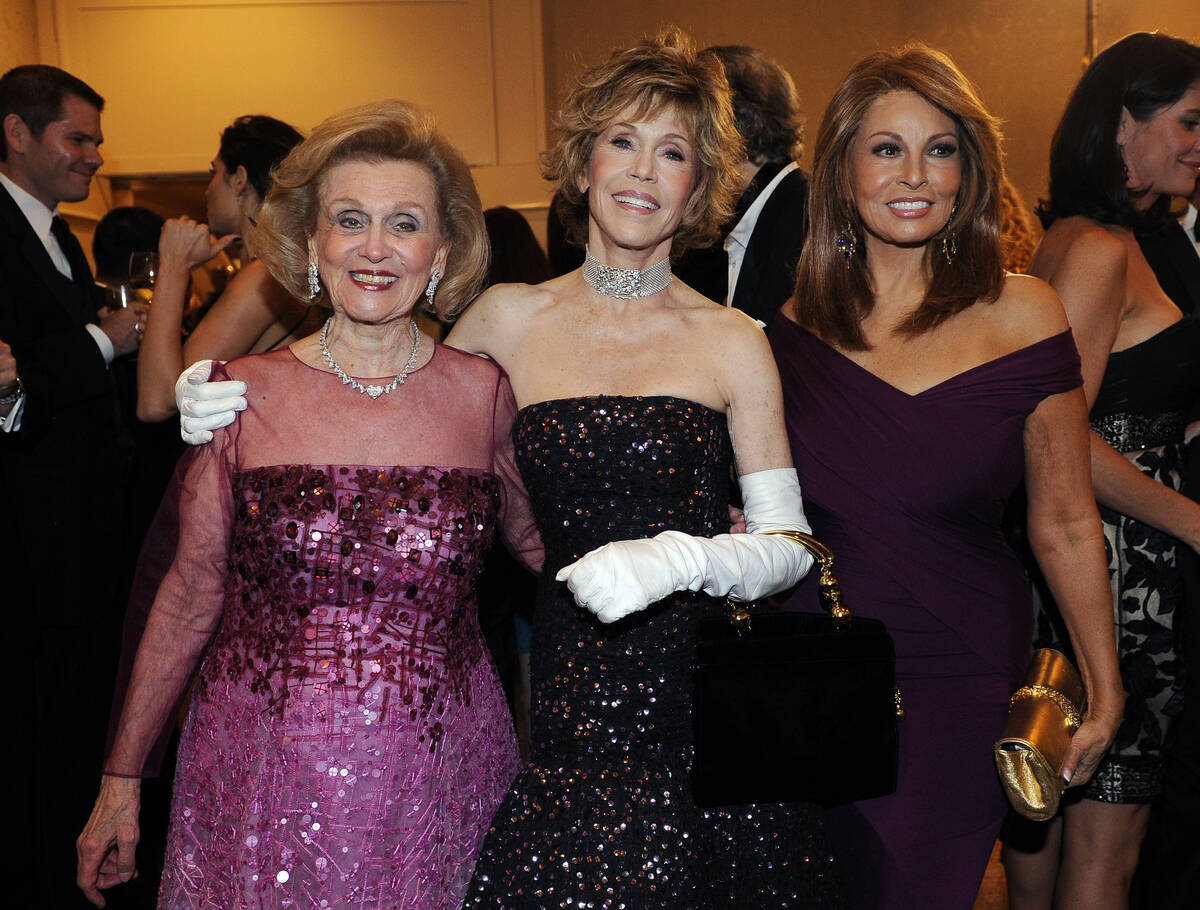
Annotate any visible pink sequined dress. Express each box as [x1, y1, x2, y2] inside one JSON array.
[[106, 343, 536, 909]]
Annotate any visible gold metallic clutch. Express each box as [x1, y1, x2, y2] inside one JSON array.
[[994, 649, 1086, 821]]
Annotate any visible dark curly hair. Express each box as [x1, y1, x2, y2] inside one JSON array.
[[706, 45, 803, 164]]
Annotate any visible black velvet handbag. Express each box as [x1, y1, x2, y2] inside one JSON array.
[[691, 530, 902, 808]]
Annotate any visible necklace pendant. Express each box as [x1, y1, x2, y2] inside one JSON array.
[[319, 316, 421, 400]]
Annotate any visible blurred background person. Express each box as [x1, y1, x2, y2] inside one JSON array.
[[998, 173, 1039, 273], [1137, 176, 1200, 317], [1003, 32, 1200, 910], [92, 205, 165, 290], [675, 44, 809, 329], [0, 63, 146, 910], [773, 45, 1121, 909], [135, 114, 317, 423]]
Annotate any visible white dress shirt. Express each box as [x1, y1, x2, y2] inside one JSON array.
[[723, 161, 800, 312], [1182, 204, 1199, 258]]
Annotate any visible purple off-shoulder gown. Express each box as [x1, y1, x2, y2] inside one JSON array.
[[108, 345, 535, 909], [771, 317, 1083, 910]]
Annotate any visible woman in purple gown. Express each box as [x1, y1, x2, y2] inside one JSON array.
[[76, 101, 537, 909], [771, 46, 1123, 909]]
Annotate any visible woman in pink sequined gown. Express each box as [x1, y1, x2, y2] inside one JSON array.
[[77, 101, 537, 909]]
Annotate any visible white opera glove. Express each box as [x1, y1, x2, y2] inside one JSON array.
[[556, 467, 815, 623], [176, 359, 246, 445]]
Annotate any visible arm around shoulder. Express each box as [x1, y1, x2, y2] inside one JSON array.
[[717, 309, 793, 475]]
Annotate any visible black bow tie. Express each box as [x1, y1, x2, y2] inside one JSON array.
[[49, 214, 93, 290], [1193, 219, 1200, 243]]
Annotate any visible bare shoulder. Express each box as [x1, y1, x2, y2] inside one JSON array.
[[1035, 217, 1128, 285], [990, 273, 1070, 345], [671, 286, 771, 354], [447, 278, 561, 356], [226, 258, 274, 298]]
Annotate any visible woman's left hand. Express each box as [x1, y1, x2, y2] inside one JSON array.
[[1060, 697, 1122, 788], [76, 776, 141, 907]]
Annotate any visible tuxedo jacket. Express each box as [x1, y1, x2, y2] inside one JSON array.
[[728, 162, 809, 330], [673, 160, 810, 330], [1137, 221, 1200, 317], [0, 183, 124, 626]]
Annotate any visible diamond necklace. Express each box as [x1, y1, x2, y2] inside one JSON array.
[[319, 316, 421, 399], [582, 245, 673, 299]]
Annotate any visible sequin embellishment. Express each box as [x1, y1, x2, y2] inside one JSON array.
[[162, 464, 519, 909], [464, 397, 845, 908]]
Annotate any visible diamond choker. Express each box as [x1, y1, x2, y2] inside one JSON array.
[[582, 246, 673, 299]]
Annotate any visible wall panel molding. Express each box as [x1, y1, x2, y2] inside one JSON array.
[[41, 0, 551, 210]]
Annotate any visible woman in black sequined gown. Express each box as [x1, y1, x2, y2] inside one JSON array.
[[447, 31, 846, 909], [1002, 33, 1200, 910]]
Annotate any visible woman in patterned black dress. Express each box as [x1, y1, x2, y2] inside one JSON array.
[[1003, 32, 1200, 910]]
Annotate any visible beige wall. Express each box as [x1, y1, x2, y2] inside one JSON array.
[[0, 1, 39, 71], [26, 0, 548, 239], [6, 1, 1200, 251], [543, 0, 1200, 225]]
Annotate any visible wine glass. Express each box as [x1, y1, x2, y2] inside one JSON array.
[[129, 251, 158, 304]]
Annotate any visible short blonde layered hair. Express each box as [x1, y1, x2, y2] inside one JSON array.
[[256, 100, 488, 320], [542, 29, 743, 258]]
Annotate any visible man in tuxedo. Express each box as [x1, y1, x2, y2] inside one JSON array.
[[674, 45, 809, 330], [1137, 180, 1200, 315], [0, 64, 146, 908]]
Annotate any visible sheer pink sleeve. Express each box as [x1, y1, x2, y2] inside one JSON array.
[[104, 373, 239, 778], [492, 372, 543, 574]]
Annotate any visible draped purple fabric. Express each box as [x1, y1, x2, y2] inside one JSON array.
[[772, 317, 1082, 909]]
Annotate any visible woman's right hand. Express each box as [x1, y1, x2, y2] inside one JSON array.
[[158, 216, 238, 273], [176, 359, 246, 444], [76, 775, 141, 907]]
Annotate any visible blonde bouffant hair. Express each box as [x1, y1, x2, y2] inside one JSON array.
[[542, 28, 744, 259], [256, 100, 488, 320]]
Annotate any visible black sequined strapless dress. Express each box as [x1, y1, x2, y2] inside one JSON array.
[[465, 396, 845, 908]]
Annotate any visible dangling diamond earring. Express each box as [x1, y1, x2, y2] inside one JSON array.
[[425, 268, 441, 308], [941, 202, 958, 264], [307, 260, 321, 300], [941, 232, 958, 264], [834, 222, 858, 269]]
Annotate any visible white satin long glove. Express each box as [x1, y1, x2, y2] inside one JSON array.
[[176, 359, 246, 444], [555, 468, 814, 623]]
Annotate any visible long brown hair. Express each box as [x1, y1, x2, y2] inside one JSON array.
[[795, 45, 1005, 350]]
